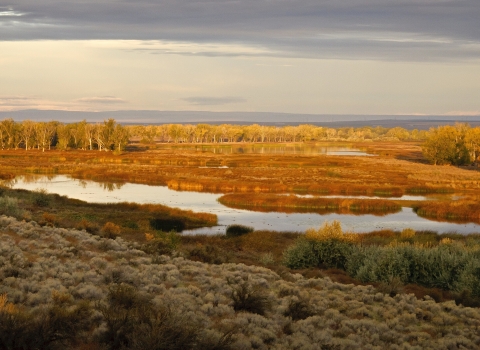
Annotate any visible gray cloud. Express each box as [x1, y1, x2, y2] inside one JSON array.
[[0, 95, 39, 107], [0, 0, 479, 61], [182, 97, 246, 106], [76, 96, 127, 104]]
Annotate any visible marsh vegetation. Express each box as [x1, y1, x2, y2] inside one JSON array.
[[1, 120, 480, 348]]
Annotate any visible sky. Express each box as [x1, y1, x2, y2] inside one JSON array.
[[1, 0, 480, 118]]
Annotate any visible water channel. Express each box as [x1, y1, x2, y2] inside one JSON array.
[[7, 175, 480, 235]]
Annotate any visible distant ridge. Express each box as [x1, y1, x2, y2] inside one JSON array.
[[1, 109, 479, 130]]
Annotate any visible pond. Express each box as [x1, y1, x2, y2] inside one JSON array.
[[169, 144, 374, 156], [6, 175, 480, 235]]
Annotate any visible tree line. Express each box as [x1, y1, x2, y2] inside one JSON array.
[[0, 119, 431, 152], [422, 123, 480, 166], [128, 123, 427, 143], [0, 119, 129, 152], [8, 118, 478, 165]]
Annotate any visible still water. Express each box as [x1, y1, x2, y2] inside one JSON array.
[[173, 144, 374, 156], [7, 175, 480, 235]]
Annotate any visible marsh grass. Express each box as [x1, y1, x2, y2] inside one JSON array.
[[414, 200, 480, 224], [219, 193, 401, 215], [1, 142, 478, 200]]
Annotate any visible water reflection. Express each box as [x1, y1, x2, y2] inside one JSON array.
[[288, 194, 429, 201], [171, 144, 373, 156], [6, 175, 480, 235]]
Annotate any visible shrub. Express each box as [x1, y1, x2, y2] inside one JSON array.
[[124, 221, 140, 229], [305, 220, 358, 243], [377, 276, 404, 297], [230, 281, 271, 315], [149, 218, 186, 232], [400, 228, 416, 240], [102, 222, 121, 239], [142, 231, 180, 256], [98, 285, 229, 350], [259, 252, 275, 265], [284, 222, 354, 270], [283, 297, 314, 321], [32, 188, 51, 207], [77, 219, 99, 233], [188, 244, 229, 264], [283, 238, 319, 269], [0, 293, 93, 350], [312, 239, 354, 269], [0, 196, 22, 217], [225, 224, 254, 238], [40, 212, 57, 226]]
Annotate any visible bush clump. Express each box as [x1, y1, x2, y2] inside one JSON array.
[[142, 230, 181, 256], [0, 196, 22, 217], [230, 281, 272, 316], [102, 222, 122, 239], [225, 224, 254, 238], [284, 221, 354, 270], [284, 221, 480, 298], [188, 244, 229, 264], [32, 188, 51, 207], [149, 218, 186, 232]]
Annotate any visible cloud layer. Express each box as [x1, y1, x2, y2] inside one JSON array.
[[1, 1, 480, 61], [182, 96, 246, 106]]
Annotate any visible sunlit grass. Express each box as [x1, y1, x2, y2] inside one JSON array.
[[218, 193, 401, 215]]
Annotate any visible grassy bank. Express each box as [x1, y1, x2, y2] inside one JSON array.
[[0, 186, 217, 242]]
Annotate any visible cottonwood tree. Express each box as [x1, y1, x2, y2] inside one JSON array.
[[0, 119, 17, 149], [35, 121, 57, 152], [20, 120, 36, 150], [112, 123, 130, 152], [422, 124, 471, 165]]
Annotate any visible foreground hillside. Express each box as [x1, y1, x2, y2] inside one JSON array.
[[1, 216, 480, 349]]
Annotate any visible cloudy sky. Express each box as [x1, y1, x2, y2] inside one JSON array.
[[1, 0, 479, 117]]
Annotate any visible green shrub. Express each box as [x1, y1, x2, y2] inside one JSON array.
[[0, 196, 22, 217], [285, 232, 480, 296], [283, 237, 353, 270], [312, 239, 353, 269], [142, 231, 181, 256], [225, 224, 254, 237], [283, 238, 319, 269], [149, 218, 186, 232], [32, 188, 51, 207]]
